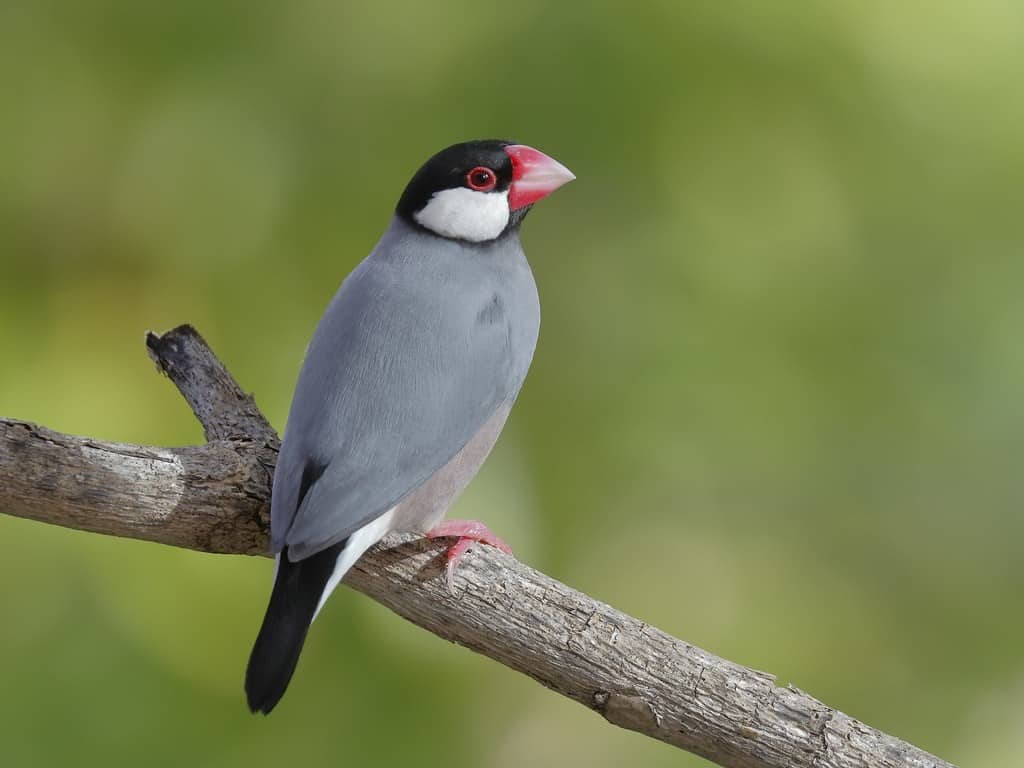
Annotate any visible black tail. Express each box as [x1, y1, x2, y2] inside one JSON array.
[[245, 542, 345, 714]]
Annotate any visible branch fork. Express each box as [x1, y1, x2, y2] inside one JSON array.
[[0, 325, 953, 768]]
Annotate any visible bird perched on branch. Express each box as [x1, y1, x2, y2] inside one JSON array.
[[245, 140, 574, 714]]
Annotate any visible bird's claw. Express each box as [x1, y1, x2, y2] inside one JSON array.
[[425, 520, 512, 593]]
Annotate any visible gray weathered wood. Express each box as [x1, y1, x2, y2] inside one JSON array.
[[0, 325, 954, 768]]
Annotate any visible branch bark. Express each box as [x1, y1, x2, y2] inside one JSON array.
[[0, 325, 953, 768]]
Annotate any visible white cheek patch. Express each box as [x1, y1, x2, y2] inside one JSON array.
[[414, 187, 510, 242]]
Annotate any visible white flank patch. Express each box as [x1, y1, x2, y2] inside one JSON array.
[[413, 187, 509, 242], [312, 507, 397, 620]]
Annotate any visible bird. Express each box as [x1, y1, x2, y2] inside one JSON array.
[[244, 139, 574, 714]]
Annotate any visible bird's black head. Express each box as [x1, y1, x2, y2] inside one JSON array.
[[396, 139, 575, 243]]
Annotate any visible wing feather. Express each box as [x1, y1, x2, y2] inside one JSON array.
[[269, 222, 537, 561]]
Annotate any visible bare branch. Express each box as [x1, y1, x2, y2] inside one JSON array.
[[0, 325, 954, 768], [145, 325, 276, 442], [0, 420, 266, 554]]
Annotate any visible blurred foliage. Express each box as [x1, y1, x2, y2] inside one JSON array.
[[2, 2, 1023, 766]]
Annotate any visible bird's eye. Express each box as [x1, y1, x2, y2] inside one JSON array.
[[466, 166, 497, 192]]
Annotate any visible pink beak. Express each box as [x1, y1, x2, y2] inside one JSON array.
[[504, 144, 576, 211]]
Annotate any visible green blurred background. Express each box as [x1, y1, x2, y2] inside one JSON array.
[[2, 2, 1022, 766]]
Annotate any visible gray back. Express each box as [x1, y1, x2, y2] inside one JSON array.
[[271, 216, 540, 560]]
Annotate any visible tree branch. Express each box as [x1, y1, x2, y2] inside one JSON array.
[[0, 325, 953, 768]]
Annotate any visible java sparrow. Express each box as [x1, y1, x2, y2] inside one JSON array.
[[245, 140, 575, 714]]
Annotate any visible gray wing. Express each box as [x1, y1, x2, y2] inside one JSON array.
[[270, 228, 537, 561]]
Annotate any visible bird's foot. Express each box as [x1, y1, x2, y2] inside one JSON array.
[[425, 520, 512, 592]]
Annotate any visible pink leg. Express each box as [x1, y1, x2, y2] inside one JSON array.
[[425, 520, 513, 591]]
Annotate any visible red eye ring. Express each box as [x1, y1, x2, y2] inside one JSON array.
[[466, 166, 497, 192]]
